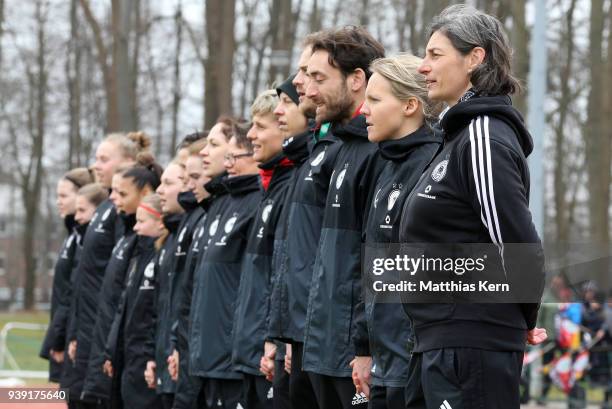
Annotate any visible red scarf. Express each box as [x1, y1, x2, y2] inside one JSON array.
[[260, 158, 293, 191], [352, 102, 364, 119]]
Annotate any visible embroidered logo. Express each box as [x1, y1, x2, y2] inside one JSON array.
[[335, 168, 347, 190], [101, 208, 112, 221], [431, 159, 449, 182], [310, 151, 325, 167], [224, 216, 237, 233], [144, 262, 155, 278], [373, 188, 382, 209], [178, 227, 187, 243], [209, 218, 220, 236], [387, 189, 401, 211], [262, 204, 273, 223]]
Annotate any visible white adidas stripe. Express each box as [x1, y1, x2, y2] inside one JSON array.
[[469, 116, 506, 275], [475, 116, 498, 245], [482, 116, 506, 273], [442, 399, 453, 409], [468, 119, 488, 227]]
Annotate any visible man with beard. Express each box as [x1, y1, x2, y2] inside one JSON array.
[[301, 27, 385, 409]]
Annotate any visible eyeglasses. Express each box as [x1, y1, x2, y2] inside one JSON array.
[[224, 152, 252, 165]]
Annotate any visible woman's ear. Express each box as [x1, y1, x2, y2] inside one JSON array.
[[403, 97, 420, 117], [468, 47, 486, 72]]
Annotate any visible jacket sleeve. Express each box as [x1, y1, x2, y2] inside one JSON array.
[[176, 261, 195, 353], [104, 291, 126, 362], [266, 195, 292, 341], [47, 305, 69, 351], [351, 150, 383, 356], [352, 294, 370, 356], [66, 297, 78, 342], [143, 260, 160, 361], [66, 262, 81, 342], [458, 120, 545, 329]]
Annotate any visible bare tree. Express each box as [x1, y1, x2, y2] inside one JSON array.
[[15, 0, 49, 309], [170, 0, 183, 155], [550, 0, 578, 244], [79, 0, 137, 132], [268, 0, 303, 85], [509, 0, 528, 115], [585, 0, 610, 288], [130, 0, 142, 130], [392, 0, 417, 53], [183, 14, 206, 130], [237, 0, 259, 116], [113, 0, 136, 131], [143, 0, 165, 156], [309, 0, 322, 32], [204, 0, 235, 127], [585, 0, 607, 242], [67, 0, 82, 168]]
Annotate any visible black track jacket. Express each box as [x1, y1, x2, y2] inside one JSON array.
[[399, 95, 545, 353]]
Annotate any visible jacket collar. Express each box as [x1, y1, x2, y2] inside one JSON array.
[[258, 153, 293, 191], [282, 130, 311, 165], [223, 174, 261, 196], [162, 213, 183, 233], [378, 125, 442, 162]]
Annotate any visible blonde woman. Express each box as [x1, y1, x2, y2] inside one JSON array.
[[351, 54, 442, 409]]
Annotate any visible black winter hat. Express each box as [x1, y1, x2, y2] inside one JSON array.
[[276, 74, 299, 106]]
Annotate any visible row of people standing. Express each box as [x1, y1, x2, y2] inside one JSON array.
[[41, 4, 545, 409]]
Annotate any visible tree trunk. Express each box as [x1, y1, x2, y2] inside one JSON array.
[[585, 0, 610, 289], [143, 0, 164, 155], [67, 0, 82, 168], [419, 0, 441, 56], [553, 0, 576, 244], [23, 0, 48, 310], [78, 0, 119, 132], [130, 0, 142, 130], [509, 0, 528, 115], [238, 0, 256, 117], [204, 0, 235, 128], [112, 0, 136, 131], [408, 0, 418, 54], [250, 30, 270, 108], [170, 1, 183, 156], [268, 0, 294, 86], [359, 0, 369, 26], [309, 0, 321, 32]]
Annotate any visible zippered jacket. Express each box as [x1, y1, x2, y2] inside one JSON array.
[[302, 114, 385, 377], [399, 94, 545, 353], [354, 125, 442, 387], [188, 174, 262, 379]]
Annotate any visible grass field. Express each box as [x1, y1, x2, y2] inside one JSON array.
[[0, 311, 607, 407], [0, 311, 50, 374]]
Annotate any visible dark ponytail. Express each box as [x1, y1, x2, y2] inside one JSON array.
[[123, 153, 163, 192]]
